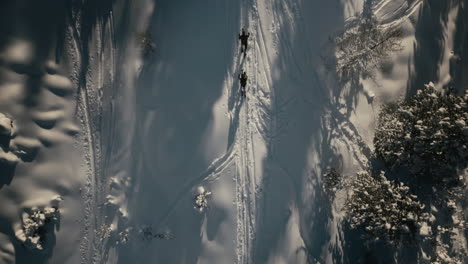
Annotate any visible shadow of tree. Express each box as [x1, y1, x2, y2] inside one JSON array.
[[0, 164, 16, 189], [118, 0, 242, 263], [324, 0, 404, 116], [0, 133, 16, 189], [407, 0, 453, 96], [451, 0, 468, 94], [251, 0, 347, 263]]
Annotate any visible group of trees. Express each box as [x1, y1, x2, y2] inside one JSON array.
[[323, 85, 467, 262], [374, 83, 468, 181], [324, 5, 468, 259], [345, 171, 428, 243], [320, 0, 468, 262], [323, 1, 468, 242]]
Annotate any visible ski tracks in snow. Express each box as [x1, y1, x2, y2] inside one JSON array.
[[234, 0, 280, 262], [143, 1, 276, 263]]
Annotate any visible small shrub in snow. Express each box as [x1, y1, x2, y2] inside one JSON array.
[[345, 171, 428, 243], [194, 186, 211, 212], [374, 83, 468, 180], [16, 196, 62, 251], [19, 206, 60, 250], [117, 228, 131, 245], [139, 225, 173, 242]]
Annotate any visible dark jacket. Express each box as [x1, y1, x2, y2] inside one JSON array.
[[239, 72, 248, 87], [239, 32, 250, 44]]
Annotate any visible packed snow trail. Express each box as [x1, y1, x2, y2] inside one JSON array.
[[113, 0, 280, 262], [133, 1, 272, 263]]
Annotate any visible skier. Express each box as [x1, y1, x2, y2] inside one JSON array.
[[239, 28, 250, 55], [238, 70, 248, 98]]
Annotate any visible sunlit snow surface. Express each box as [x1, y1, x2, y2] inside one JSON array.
[[0, 0, 467, 263]]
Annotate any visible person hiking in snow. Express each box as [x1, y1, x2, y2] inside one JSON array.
[[239, 28, 250, 55], [239, 70, 248, 98]]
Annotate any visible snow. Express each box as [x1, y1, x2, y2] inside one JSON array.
[[0, 0, 467, 263], [0, 113, 12, 136], [434, 5, 460, 91], [419, 222, 431, 237]]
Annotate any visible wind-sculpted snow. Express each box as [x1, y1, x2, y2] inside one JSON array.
[[0, 0, 152, 263], [0, 3, 86, 259]]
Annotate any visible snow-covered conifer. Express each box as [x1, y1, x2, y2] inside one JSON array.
[[374, 84, 468, 180], [345, 171, 428, 243]]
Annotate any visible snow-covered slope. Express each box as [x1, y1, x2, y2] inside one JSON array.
[[0, 0, 151, 263], [118, 0, 382, 263], [110, 0, 468, 263], [0, 0, 466, 263], [115, 0, 466, 263]]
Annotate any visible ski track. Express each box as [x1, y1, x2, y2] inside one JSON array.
[[234, 0, 279, 262], [66, 23, 96, 264], [235, 1, 256, 263], [69, 20, 100, 263], [79, 0, 334, 263], [71, 0, 464, 263], [75, 15, 116, 264], [74, 0, 279, 262], [147, 1, 274, 263]]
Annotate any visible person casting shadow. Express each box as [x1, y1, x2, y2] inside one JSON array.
[[239, 28, 250, 57], [238, 70, 248, 98]]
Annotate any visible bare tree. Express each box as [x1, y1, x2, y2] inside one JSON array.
[[334, 16, 403, 81], [329, 0, 404, 81]]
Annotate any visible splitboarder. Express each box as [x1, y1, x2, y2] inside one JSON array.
[[239, 70, 248, 98], [239, 28, 250, 55]]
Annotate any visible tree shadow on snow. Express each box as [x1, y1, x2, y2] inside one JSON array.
[[450, 0, 468, 94], [0, 164, 16, 190], [407, 0, 454, 96], [118, 1, 241, 264], [251, 0, 348, 263]]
